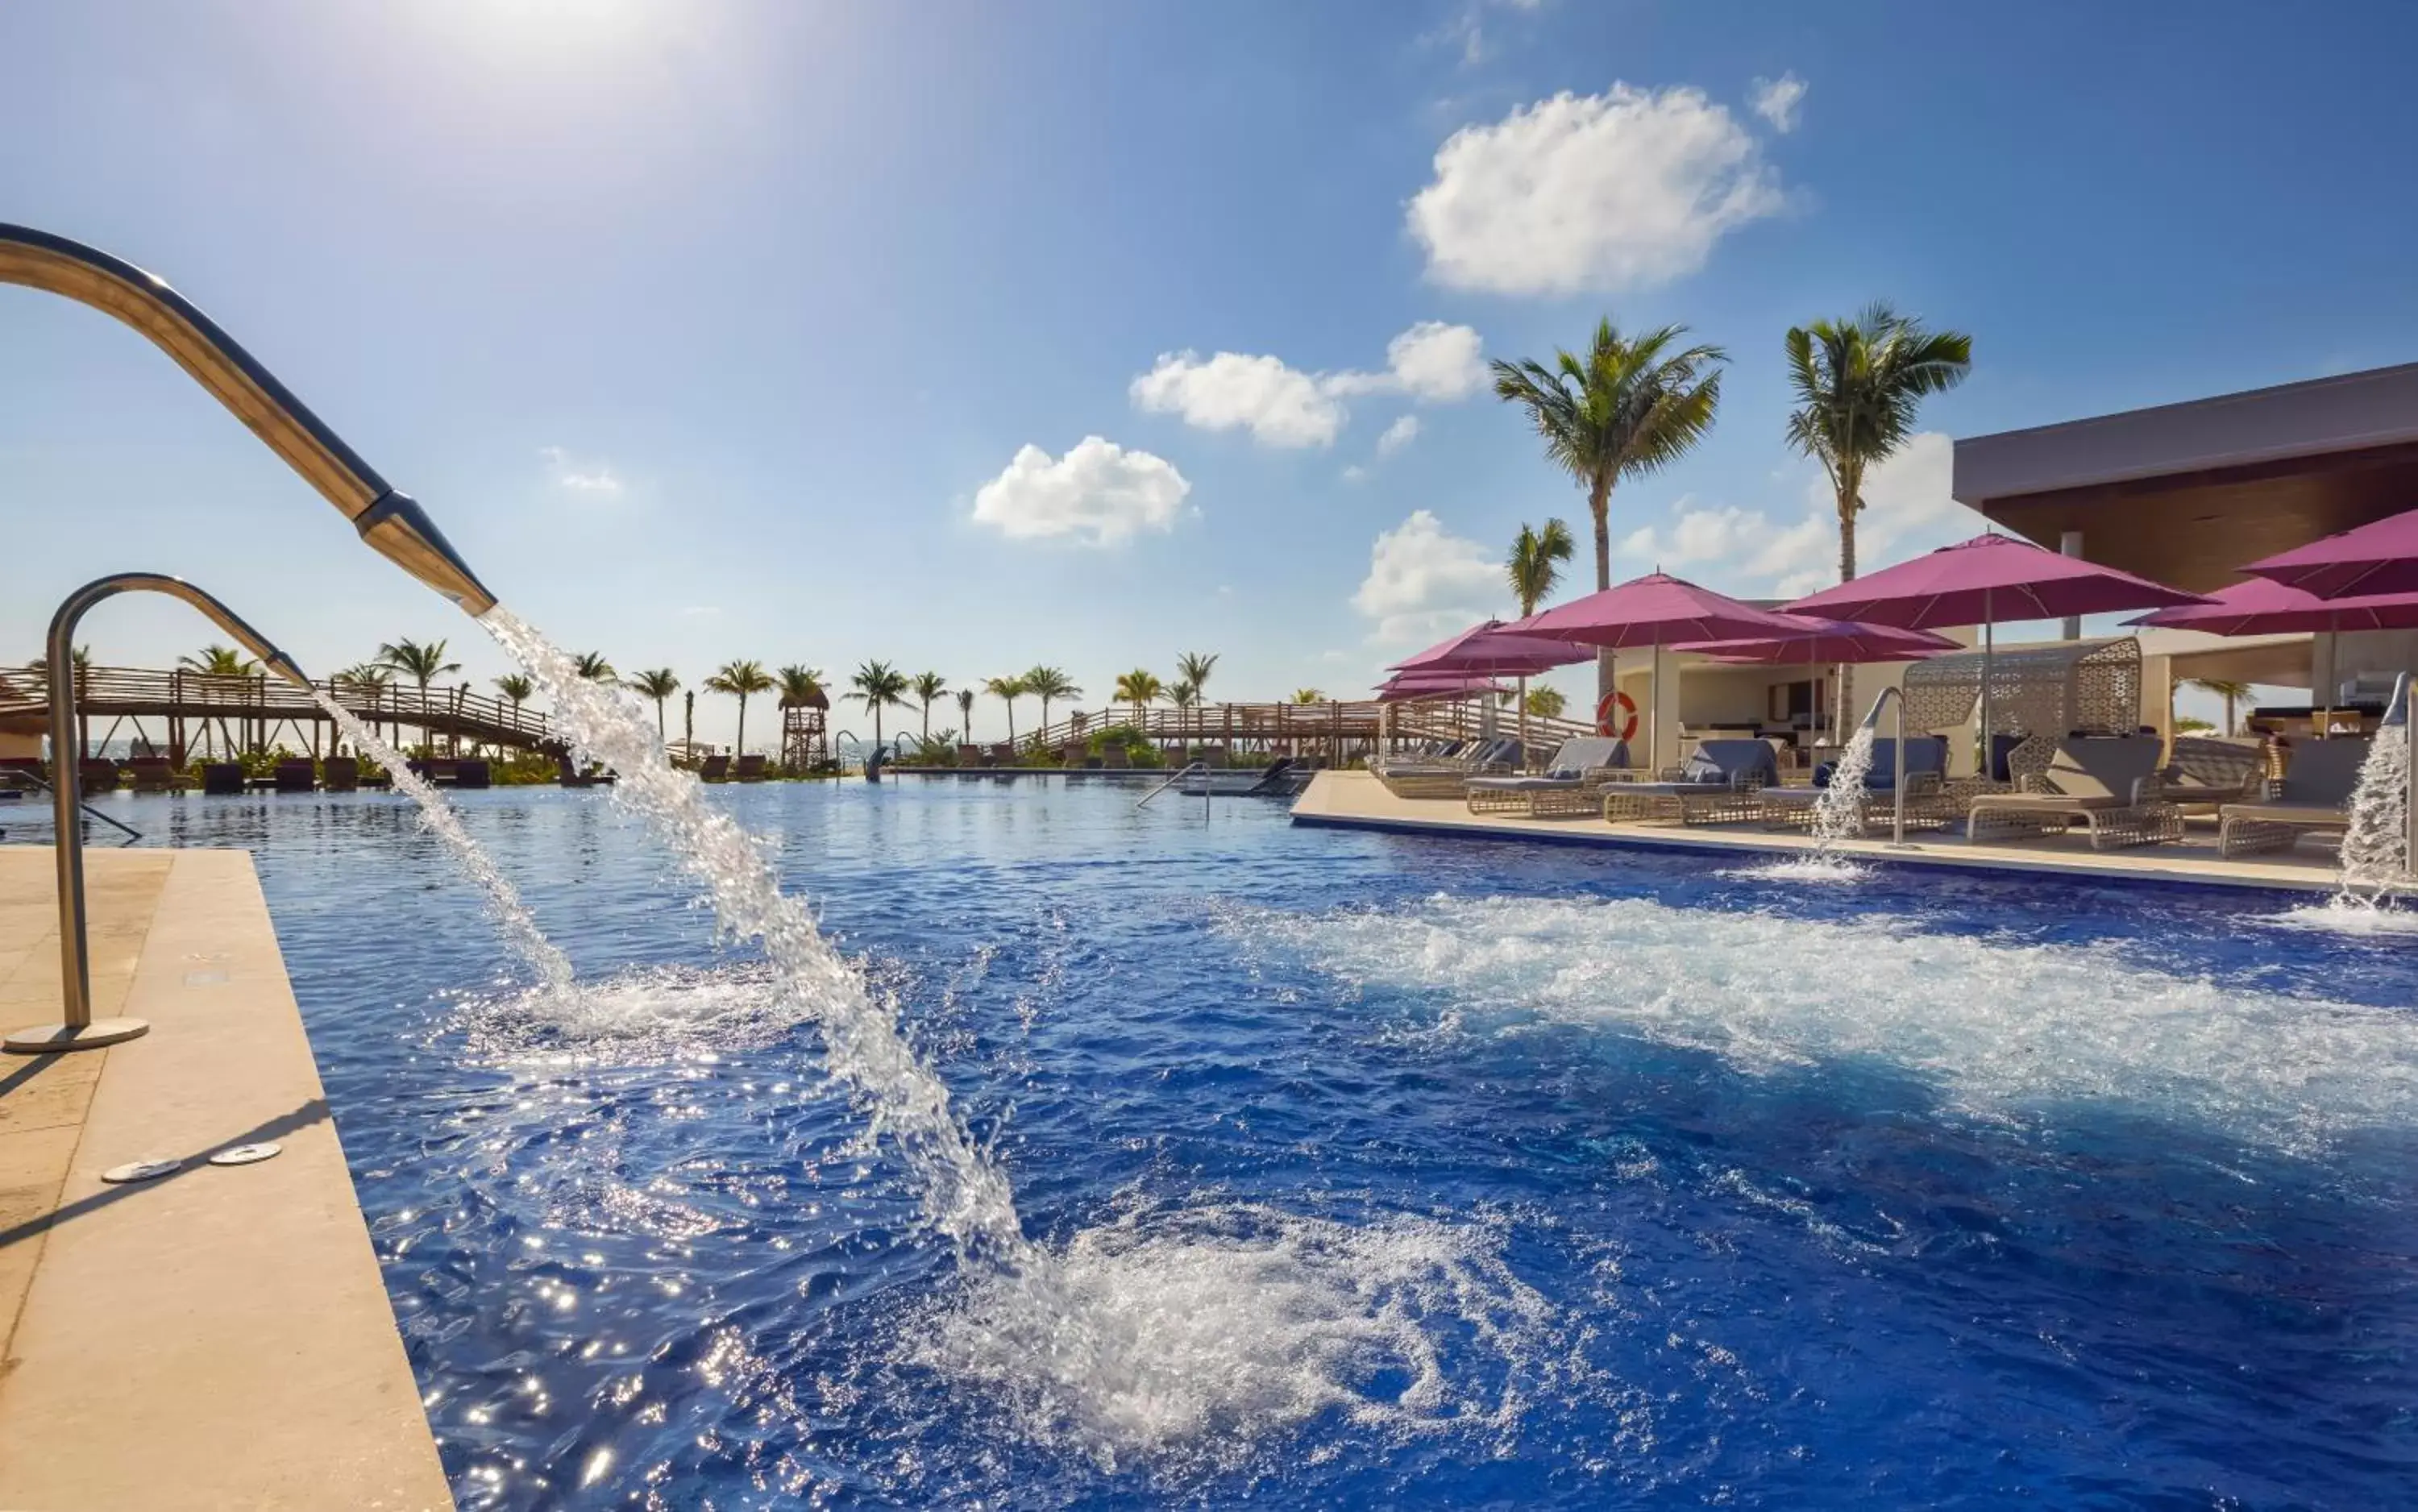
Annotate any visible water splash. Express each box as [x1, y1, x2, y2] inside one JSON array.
[[480, 607, 1026, 1257], [481, 606, 1562, 1466], [1808, 726, 1877, 852], [312, 689, 574, 992], [2334, 718, 2412, 910]]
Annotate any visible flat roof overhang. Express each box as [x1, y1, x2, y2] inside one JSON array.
[[1952, 363, 2418, 592]]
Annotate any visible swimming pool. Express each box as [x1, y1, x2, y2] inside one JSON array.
[[122, 779, 2418, 1507]]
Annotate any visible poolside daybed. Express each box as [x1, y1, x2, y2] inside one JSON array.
[[1966, 736, 2182, 850], [1464, 737, 1633, 818], [2217, 737, 2370, 858], [1599, 738, 1776, 826]]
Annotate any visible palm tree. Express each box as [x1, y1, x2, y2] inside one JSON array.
[[1022, 666, 1079, 735], [984, 675, 1028, 746], [850, 660, 911, 750], [1169, 677, 1200, 711], [1525, 686, 1567, 719], [630, 668, 682, 739], [1175, 651, 1217, 745], [1492, 318, 1725, 703], [956, 687, 976, 746], [776, 665, 826, 708], [493, 673, 534, 718], [910, 672, 948, 741], [1784, 302, 1973, 719], [2189, 678, 2254, 737], [1506, 517, 1577, 737], [378, 636, 461, 752], [1291, 687, 1325, 704], [179, 644, 258, 677], [1114, 669, 1163, 725], [571, 651, 617, 683], [704, 658, 773, 754]]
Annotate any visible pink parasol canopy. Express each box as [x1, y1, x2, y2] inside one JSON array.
[[2129, 575, 2418, 635], [1677, 615, 1959, 664], [2241, 505, 2418, 599], [1388, 620, 1592, 675], [1512, 571, 1807, 648], [1375, 673, 1510, 704], [1784, 532, 2210, 627]]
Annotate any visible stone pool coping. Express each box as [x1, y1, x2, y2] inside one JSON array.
[[0, 847, 449, 1510], [1292, 771, 2344, 897]]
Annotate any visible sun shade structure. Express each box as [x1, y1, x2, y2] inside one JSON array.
[[1375, 674, 1510, 703], [1900, 637, 2146, 786], [1387, 621, 1591, 676], [2128, 575, 2418, 635], [1676, 616, 1960, 665], [2241, 503, 2418, 599], [1511, 572, 1809, 766], [1785, 533, 2208, 765]]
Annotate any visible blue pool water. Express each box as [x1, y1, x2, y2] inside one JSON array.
[[95, 780, 2418, 1507]]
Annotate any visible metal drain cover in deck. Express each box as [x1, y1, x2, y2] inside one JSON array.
[[208, 1142, 282, 1167], [101, 1157, 182, 1184]]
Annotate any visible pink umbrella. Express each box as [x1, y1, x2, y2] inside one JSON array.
[[1676, 615, 1961, 664], [2242, 505, 2418, 599], [1375, 673, 1510, 704], [2129, 575, 2418, 635], [1388, 621, 1591, 675], [1510, 572, 1809, 763], [1784, 531, 2211, 746]]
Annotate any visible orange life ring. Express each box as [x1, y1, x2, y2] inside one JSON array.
[[1597, 690, 1639, 741]]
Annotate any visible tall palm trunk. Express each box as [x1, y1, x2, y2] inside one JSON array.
[[1589, 474, 1615, 709], [1833, 472, 1862, 738], [654, 697, 667, 740], [736, 695, 747, 756]]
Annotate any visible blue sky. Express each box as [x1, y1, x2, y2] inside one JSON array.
[[7, 0, 2417, 744]]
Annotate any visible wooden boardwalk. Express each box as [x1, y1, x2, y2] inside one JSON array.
[[0, 664, 566, 760]]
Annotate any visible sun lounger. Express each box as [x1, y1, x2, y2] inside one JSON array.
[[322, 756, 360, 793], [1760, 737, 1951, 832], [1465, 737, 1632, 818], [698, 754, 731, 782], [1601, 739, 1776, 826], [1967, 736, 2182, 850], [272, 758, 317, 793], [2218, 737, 2369, 858], [1378, 738, 1523, 799], [2161, 736, 2266, 815], [77, 758, 122, 795], [127, 756, 176, 794], [201, 762, 245, 796], [453, 758, 492, 789], [735, 754, 768, 782]]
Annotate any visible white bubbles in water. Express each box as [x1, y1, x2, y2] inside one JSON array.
[[916, 1203, 1559, 1475], [449, 962, 815, 1063], [1245, 894, 2418, 1156], [2265, 900, 2418, 938], [1718, 856, 1872, 884]]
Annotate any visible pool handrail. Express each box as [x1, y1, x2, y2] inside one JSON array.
[[5, 574, 318, 1055], [0, 224, 496, 615]]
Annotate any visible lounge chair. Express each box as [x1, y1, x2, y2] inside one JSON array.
[[698, 754, 731, 783], [78, 758, 122, 794], [956, 743, 984, 767], [1760, 737, 1950, 833], [322, 757, 360, 793], [453, 758, 492, 790], [2218, 737, 2370, 859], [735, 754, 768, 782], [127, 756, 176, 794], [1600, 739, 1777, 826], [272, 758, 317, 793], [1967, 736, 2182, 850], [1377, 738, 1523, 800], [2161, 736, 2266, 815], [1465, 737, 1633, 818], [201, 762, 245, 796]]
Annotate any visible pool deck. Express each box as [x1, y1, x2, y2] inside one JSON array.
[[1291, 771, 2344, 894], [0, 847, 450, 1510]]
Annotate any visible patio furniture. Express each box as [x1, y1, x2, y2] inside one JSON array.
[[78, 758, 122, 794], [2159, 736, 2267, 814], [1760, 737, 1951, 832], [452, 758, 492, 789], [1464, 737, 1633, 818], [201, 762, 245, 795], [272, 758, 317, 792], [322, 756, 360, 793], [1377, 737, 1522, 799], [1600, 738, 1777, 825], [734, 753, 768, 782], [1967, 736, 2183, 850], [698, 754, 731, 782], [2218, 737, 2371, 858], [127, 756, 176, 793]]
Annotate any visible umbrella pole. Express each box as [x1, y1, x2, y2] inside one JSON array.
[[1651, 641, 1662, 775], [1980, 586, 1995, 785]]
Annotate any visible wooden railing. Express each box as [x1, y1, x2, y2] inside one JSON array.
[[0, 664, 564, 754], [1003, 698, 1597, 758]]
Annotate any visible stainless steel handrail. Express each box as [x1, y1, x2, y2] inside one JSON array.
[[6, 575, 318, 1054], [2, 770, 142, 845], [1135, 760, 1208, 808]]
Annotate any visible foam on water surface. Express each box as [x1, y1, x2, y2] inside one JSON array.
[[1244, 892, 2418, 1156]]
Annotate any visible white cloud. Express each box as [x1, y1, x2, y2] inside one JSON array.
[[970, 437, 1190, 546], [1615, 432, 1971, 601], [1375, 415, 1422, 458], [678, 604, 721, 618], [1749, 73, 1807, 134], [1135, 322, 1485, 448], [1427, 0, 1548, 66], [1353, 509, 1502, 645], [1130, 351, 1344, 447], [1407, 83, 1785, 296], [1341, 464, 1370, 484], [539, 445, 622, 495]]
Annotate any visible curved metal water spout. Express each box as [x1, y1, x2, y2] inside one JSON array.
[[1857, 686, 1913, 849], [0, 224, 496, 614], [4, 575, 315, 1054]]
